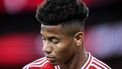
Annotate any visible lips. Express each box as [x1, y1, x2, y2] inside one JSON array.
[[46, 55, 53, 60], [46, 55, 54, 58], [46, 56, 57, 65], [47, 57, 53, 62]]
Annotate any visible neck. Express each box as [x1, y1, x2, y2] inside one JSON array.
[[60, 46, 88, 69]]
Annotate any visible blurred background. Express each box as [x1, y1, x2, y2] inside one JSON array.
[[0, 0, 122, 69]]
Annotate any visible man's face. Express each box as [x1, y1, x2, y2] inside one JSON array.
[[40, 24, 77, 65]]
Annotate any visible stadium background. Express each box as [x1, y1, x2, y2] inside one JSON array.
[[0, 0, 122, 69]]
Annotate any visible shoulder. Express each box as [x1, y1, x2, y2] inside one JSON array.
[[90, 56, 111, 69], [22, 57, 49, 69], [22, 57, 60, 69], [81, 52, 111, 69]]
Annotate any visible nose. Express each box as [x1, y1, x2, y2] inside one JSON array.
[[42, 41, 52, 54]]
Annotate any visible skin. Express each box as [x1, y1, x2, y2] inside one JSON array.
[[40, 24, 88, 69]]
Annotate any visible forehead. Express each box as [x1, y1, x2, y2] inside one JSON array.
[[40, 24, 64, 36], [41, 24, 61, 32]]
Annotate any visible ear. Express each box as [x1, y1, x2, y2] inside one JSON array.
[[74, 32, 84, 46]]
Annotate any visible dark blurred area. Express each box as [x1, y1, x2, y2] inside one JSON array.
[[0, 0, 122, 69]]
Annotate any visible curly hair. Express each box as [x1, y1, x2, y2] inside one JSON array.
[[36, 0, 89, 25]]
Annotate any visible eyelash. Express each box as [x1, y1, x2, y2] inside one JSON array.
[[41, 37, 59, 44], [42, 37, 46, 41], [51, 39, 59, 44]]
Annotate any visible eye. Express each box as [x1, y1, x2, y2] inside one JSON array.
[[41, 36, 46, 41], [51, 38, 59, 44]]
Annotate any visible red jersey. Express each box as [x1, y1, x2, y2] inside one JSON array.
[[23, 52, 111, 69]]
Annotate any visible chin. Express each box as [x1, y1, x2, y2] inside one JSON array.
[[50, 61, 58, 66]]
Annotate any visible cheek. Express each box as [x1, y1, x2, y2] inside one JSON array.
[[53, 41, 76, 63]]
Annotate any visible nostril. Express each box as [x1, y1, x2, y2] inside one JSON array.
[[42, 43, 52, 53]]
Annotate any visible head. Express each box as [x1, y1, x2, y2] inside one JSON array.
[[36, 0, 89, 65]]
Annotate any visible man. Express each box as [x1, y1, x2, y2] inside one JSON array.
[[23, 0, 111, 69]]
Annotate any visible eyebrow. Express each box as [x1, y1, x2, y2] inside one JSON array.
[[48, 37, 59, 41], [40, 33, 43, 37]]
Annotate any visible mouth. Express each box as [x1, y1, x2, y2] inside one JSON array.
[[46, 56, 54, 61], [46, 56, 58, 65]]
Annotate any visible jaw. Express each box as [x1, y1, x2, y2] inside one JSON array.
[[60, 46, 88, 69]]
